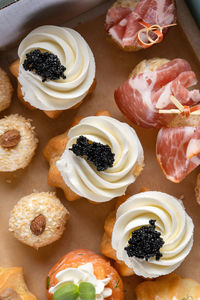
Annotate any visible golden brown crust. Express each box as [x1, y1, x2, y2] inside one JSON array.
[[0, 267, 37, 300], [0, 68, 13, 112], [9, 60, 96, 119], [43, 110, 113, 202], [100, 195, 134, 277], [135, 273, 200, 299], [46, 249, 124, 300]]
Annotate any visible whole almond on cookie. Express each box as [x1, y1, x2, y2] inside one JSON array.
[[0, 130, 20, 148], [30, 214, 46, 236]]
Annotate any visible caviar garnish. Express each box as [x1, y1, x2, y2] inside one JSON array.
[[23, 49, 66, 82], [69, 135, 115, 171], [125, 220, 164, 261]]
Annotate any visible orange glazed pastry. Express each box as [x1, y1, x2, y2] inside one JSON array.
[[0, 267, 37, 300], [9, 25, 96, 119], [43, 110, 144, 203], [136, 273, 200, 300], [46, 249, 124, 300]]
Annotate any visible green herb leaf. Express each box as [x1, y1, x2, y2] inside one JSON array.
[[114, 279, 120, 289], [53, 283, 79, 300], [182, 296, 193, 300], [46, 276, 50, 290], [79, 282, 96, 300]]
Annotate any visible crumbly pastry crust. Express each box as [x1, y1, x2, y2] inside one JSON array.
[[100, 195, 134, 277], [135, 273, 200, 299], [9, 192, 69, 249], [9, 60, 96, 119], [0, 68, 13, 112], [43, 110, 144, 203], [0, 267, 37, 300], [46, 249, 124, 300], [0, 114, 38, 172]]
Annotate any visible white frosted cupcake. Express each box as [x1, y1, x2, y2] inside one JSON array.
[[101, 191, 194, 278], [43, 111, 144, 203], [10, 25, 96, 118]]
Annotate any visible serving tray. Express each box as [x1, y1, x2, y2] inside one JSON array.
[[0, 1, 200, 299]]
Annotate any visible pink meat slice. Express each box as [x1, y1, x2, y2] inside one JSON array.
[[156, 126, 200, 183], [115, 58, 198, 128], [106, 0, 176, 48]]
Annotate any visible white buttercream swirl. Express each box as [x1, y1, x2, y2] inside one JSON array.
[[112, 191, 194, 278], [18, 25, 95, 110], [49, 263, 112, 300], [56, 115, 144, 202]]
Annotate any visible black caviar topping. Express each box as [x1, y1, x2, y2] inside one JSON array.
[[125, 220, 164, 261], [23, 49, 66, 82], [69, 135, 115, 171]]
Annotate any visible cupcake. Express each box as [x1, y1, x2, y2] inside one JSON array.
[[0, 114, 38, 172], [9, 192, 69, 249], [10, 25, 96, 119], [46, 249, 123, 300], [105, 0, 176, 51], [43, 110, 144, 203], [135, 273, 200, 299], [0, 267, 36, 300], [0, 68, 13, 112], [101, 191, 194, 278], [115, 58, 200, 128]]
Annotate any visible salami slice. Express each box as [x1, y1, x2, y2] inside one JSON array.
[[106, 0, 176, 49], [156, 125, 200, 182], [115, 58, 200, 128]]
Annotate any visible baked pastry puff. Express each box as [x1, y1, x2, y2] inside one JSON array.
[[0, 267, 37, 300], [101, 191, 194, 278], [43, 110, 144, 203], [9, 25, 96, 119], [46, 249, 124, 300], [136, 273, 200, 300]]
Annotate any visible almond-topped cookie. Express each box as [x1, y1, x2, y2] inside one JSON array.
[[43, 111, 144, 203], [10, 25, 96, 119], [0, 114, 38, 172], [9, 192, 69, 249]]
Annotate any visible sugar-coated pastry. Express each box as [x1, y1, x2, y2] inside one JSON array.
[[135, 273, 200, 299], [0, 68, 13, 112], [9, 192, 69, 249], [0, 267, 37, 300], [10, 25, 96, 119], [101, 191, 194, 278], [106, 0, 176, 51], [46, 249, 124, 300], [115, 58, 200, 128], [0, 114, 38, 172], [43, 110, 144, 203]]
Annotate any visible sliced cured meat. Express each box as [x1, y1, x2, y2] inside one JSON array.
[[106, 0, 176, 49], [115, 58, 200, 128], [156, 125, 200, 183]]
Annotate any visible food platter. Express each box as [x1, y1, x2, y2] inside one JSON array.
[[0, 1, 200, 299]]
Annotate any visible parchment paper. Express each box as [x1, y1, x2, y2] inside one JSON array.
[[0, 14, 200, 300]]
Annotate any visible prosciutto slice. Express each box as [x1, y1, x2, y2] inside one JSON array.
[[115, 58, 200, 128], [106, 0, 176, 49], [156, 124, 200, 183]]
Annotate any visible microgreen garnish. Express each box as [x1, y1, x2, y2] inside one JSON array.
[[114, 279, 120, 289], [182, 296, 193, 300], [53, 282, 95, 300], [46, 276, 50, 290]]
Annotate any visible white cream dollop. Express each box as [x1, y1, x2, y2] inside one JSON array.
[[56, 115, 144, 202], [18, 25, 95, 110], [112, 191, 194, 278], [49, 263, 112, 300]]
